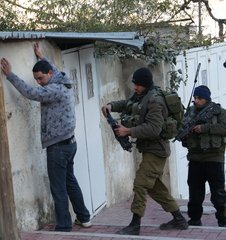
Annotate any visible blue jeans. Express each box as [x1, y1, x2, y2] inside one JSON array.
[[47, 141, 90, 231]]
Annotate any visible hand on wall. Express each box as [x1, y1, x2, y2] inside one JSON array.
[[34, 42, 44, 60], [0, 58, 12, 76]]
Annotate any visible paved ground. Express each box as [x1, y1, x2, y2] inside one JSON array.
[[20, 196, 226, 240]]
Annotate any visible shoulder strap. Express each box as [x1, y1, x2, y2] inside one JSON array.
[[138, 87, 159, 124]]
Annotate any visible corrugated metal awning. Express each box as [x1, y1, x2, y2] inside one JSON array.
[[0, 31, 144, 50]]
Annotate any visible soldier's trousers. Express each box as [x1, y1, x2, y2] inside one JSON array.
[[131, 152, 179, 217], [187, 161, 226, 223]]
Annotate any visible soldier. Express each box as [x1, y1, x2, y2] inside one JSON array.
[[180, 85, 226, 227], [102, 67, 188, 235]]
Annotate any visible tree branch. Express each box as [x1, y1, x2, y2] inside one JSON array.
[[3, 0, 63, 22], [201, 0, 226, 40]]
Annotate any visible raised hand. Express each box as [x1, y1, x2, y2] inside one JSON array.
[[34, 42, 44, 59], [1, 58, 12, 76]]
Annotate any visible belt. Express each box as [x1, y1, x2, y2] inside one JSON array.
[[54, 136, 75, 146]]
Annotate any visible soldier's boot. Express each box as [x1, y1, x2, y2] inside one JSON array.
[[160, 210, 189, 230], [116, 213, 141, 235], [215, 206, 226, 227], [188, 219, 202, 226]]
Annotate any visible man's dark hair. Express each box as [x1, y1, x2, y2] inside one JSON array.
[[32, 60, 53, 73]]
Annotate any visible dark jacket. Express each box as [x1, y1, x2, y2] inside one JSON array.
[[110, 88, 170, 158], [182, 102, 226, 163]]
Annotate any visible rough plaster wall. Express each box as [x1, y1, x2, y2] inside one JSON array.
[[0, 40, 62, 230], [96, 55, 173, 206], [96, 56, 136, 206], [122, 59, 171, 91]]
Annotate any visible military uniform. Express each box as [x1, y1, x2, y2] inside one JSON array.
[[110, 83, 190, 235], [104, 67, 188, 235], [111, 87, 180, 216], [182, 101, 226, 226]]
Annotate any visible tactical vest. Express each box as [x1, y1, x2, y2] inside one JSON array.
[[120, 88, 161, 128], [120, 95, 143, 128], [183, 104, 226, 150]]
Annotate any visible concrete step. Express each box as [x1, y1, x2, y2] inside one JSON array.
[[23, 230, 204, 240], [22, 223, 226, 240]]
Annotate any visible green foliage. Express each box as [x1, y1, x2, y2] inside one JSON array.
[[0, 0, 223, 89], [168, 69, 184, 91], [94, 37, 186, 90]]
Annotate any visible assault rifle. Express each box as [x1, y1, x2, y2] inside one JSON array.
[[173, 102, 221, 142], [106, 111, 132, 152]]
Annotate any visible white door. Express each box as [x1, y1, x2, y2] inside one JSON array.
[[62, 46, 106, 216]]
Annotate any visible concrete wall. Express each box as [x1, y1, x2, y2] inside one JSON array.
[[95, 56, 137, 205], [0, 40, 62, 230]]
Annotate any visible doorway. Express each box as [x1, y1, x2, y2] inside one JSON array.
[[62, 45, 106, 216]]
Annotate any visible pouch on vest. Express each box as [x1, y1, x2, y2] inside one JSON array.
[[186, 135, 199, 148], [161, 116, 178, 140], [121, 114, 140, 128], [210, 135, 223, 148], [121, 101, 142, 127], [200, 134, 210, 149]]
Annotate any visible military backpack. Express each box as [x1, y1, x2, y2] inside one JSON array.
[[158, 87, 184, 140], [120, 87, 184, 140]]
